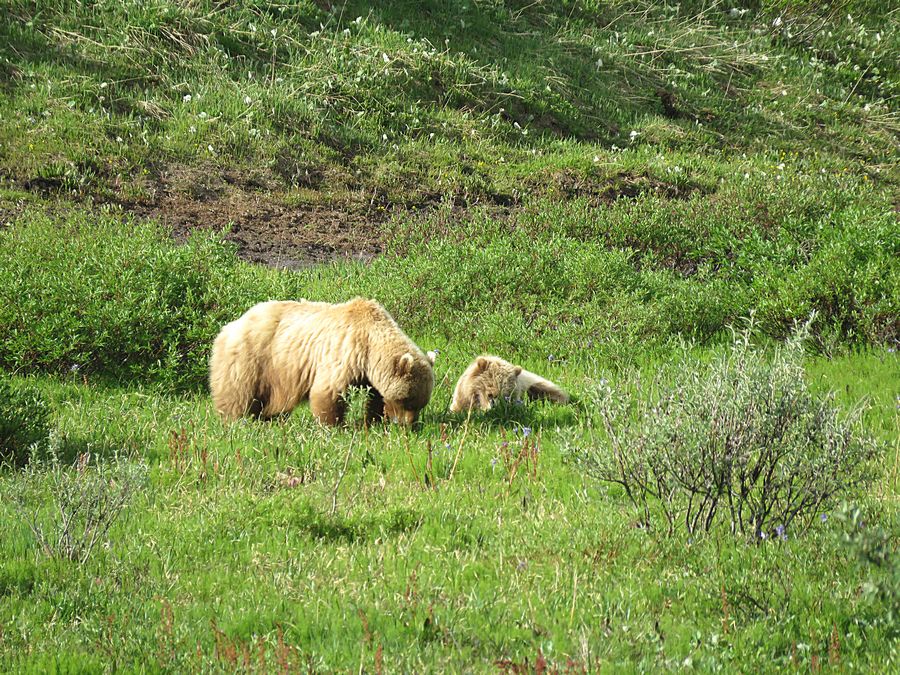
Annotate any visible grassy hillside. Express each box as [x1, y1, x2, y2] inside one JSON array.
[[1, 1, 898, 671]]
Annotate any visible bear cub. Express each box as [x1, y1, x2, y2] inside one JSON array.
[[449, 355, 569, 413]]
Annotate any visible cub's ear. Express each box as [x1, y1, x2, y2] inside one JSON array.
[[513, 366, 523, 377], [395, 352, 415, 375], [473, 357, 490, 374], [427, 350, 437, 365]]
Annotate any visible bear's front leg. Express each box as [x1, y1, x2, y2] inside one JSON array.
[[309, 386, 346, 426], [364, 388, 385, 426]]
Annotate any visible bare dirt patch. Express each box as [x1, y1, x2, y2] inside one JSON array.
[[542, 168, 707, 205], [6, 161, 710, 270], [133, 165, 385, 269]]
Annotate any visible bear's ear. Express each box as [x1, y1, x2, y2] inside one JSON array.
[[427, 350, 437, 365], [395, 352, 415, 376], [473, 357, 489, 374], [513, 366, 523, 377]]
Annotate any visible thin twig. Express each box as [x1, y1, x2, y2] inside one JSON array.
[[330, 431, 357, 516], [447, 407, 473, 481]]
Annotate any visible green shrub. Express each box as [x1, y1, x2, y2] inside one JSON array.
[[0, 211, 239, 390], [567, 323, 880, 538], [0, 377, 51, 466]]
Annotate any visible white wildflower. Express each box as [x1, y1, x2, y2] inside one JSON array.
[[183, 94, 192, 102]]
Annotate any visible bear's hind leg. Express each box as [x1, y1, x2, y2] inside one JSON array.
[[309, 386, 346, 426]]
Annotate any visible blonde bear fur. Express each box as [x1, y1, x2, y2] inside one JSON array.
[[209, 298, 435, 426], [449, 355, 569, 413]]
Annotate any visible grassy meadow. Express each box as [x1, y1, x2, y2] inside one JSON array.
[[1, 0, 898, 671]]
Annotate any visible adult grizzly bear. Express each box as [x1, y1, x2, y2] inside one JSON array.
[[209, 298, 435, 426]]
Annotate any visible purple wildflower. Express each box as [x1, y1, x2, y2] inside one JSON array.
[[775, 524, 787, 541], [820, 513, 828, 523], [522, 427, 532, 438]]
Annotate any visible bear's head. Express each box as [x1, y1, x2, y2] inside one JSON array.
[[381, 351, 435, 425], [449, 356, 521, 413]]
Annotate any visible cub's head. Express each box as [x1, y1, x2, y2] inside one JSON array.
[[449, 356, 521, 413], [382, 351, 436, 425]]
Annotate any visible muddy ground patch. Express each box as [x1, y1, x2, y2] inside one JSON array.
[[133, 165, 386, 269], [3, 162, 711, 270]]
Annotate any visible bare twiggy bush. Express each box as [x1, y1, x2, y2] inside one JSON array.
[[568, 322, 879, 539], [9, 451, 148, 563]]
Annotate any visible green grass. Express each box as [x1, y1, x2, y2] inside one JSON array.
[[1, 1, 897, 204], [1, 0, 899, 671], [1, 351, 897, 671]]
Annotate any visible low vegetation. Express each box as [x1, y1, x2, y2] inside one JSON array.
[[568, 325, 880, 537], [0, 376, 50, 465], [1, 0, 898, 671]]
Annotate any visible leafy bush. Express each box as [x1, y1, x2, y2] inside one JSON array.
[[8, 452, 148, 564], [0, 211, 239, 390], [0, 377, 51, 466], [567, 324, 880, 538]]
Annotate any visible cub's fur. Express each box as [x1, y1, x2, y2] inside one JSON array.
[[449, 355, 569, 412]]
